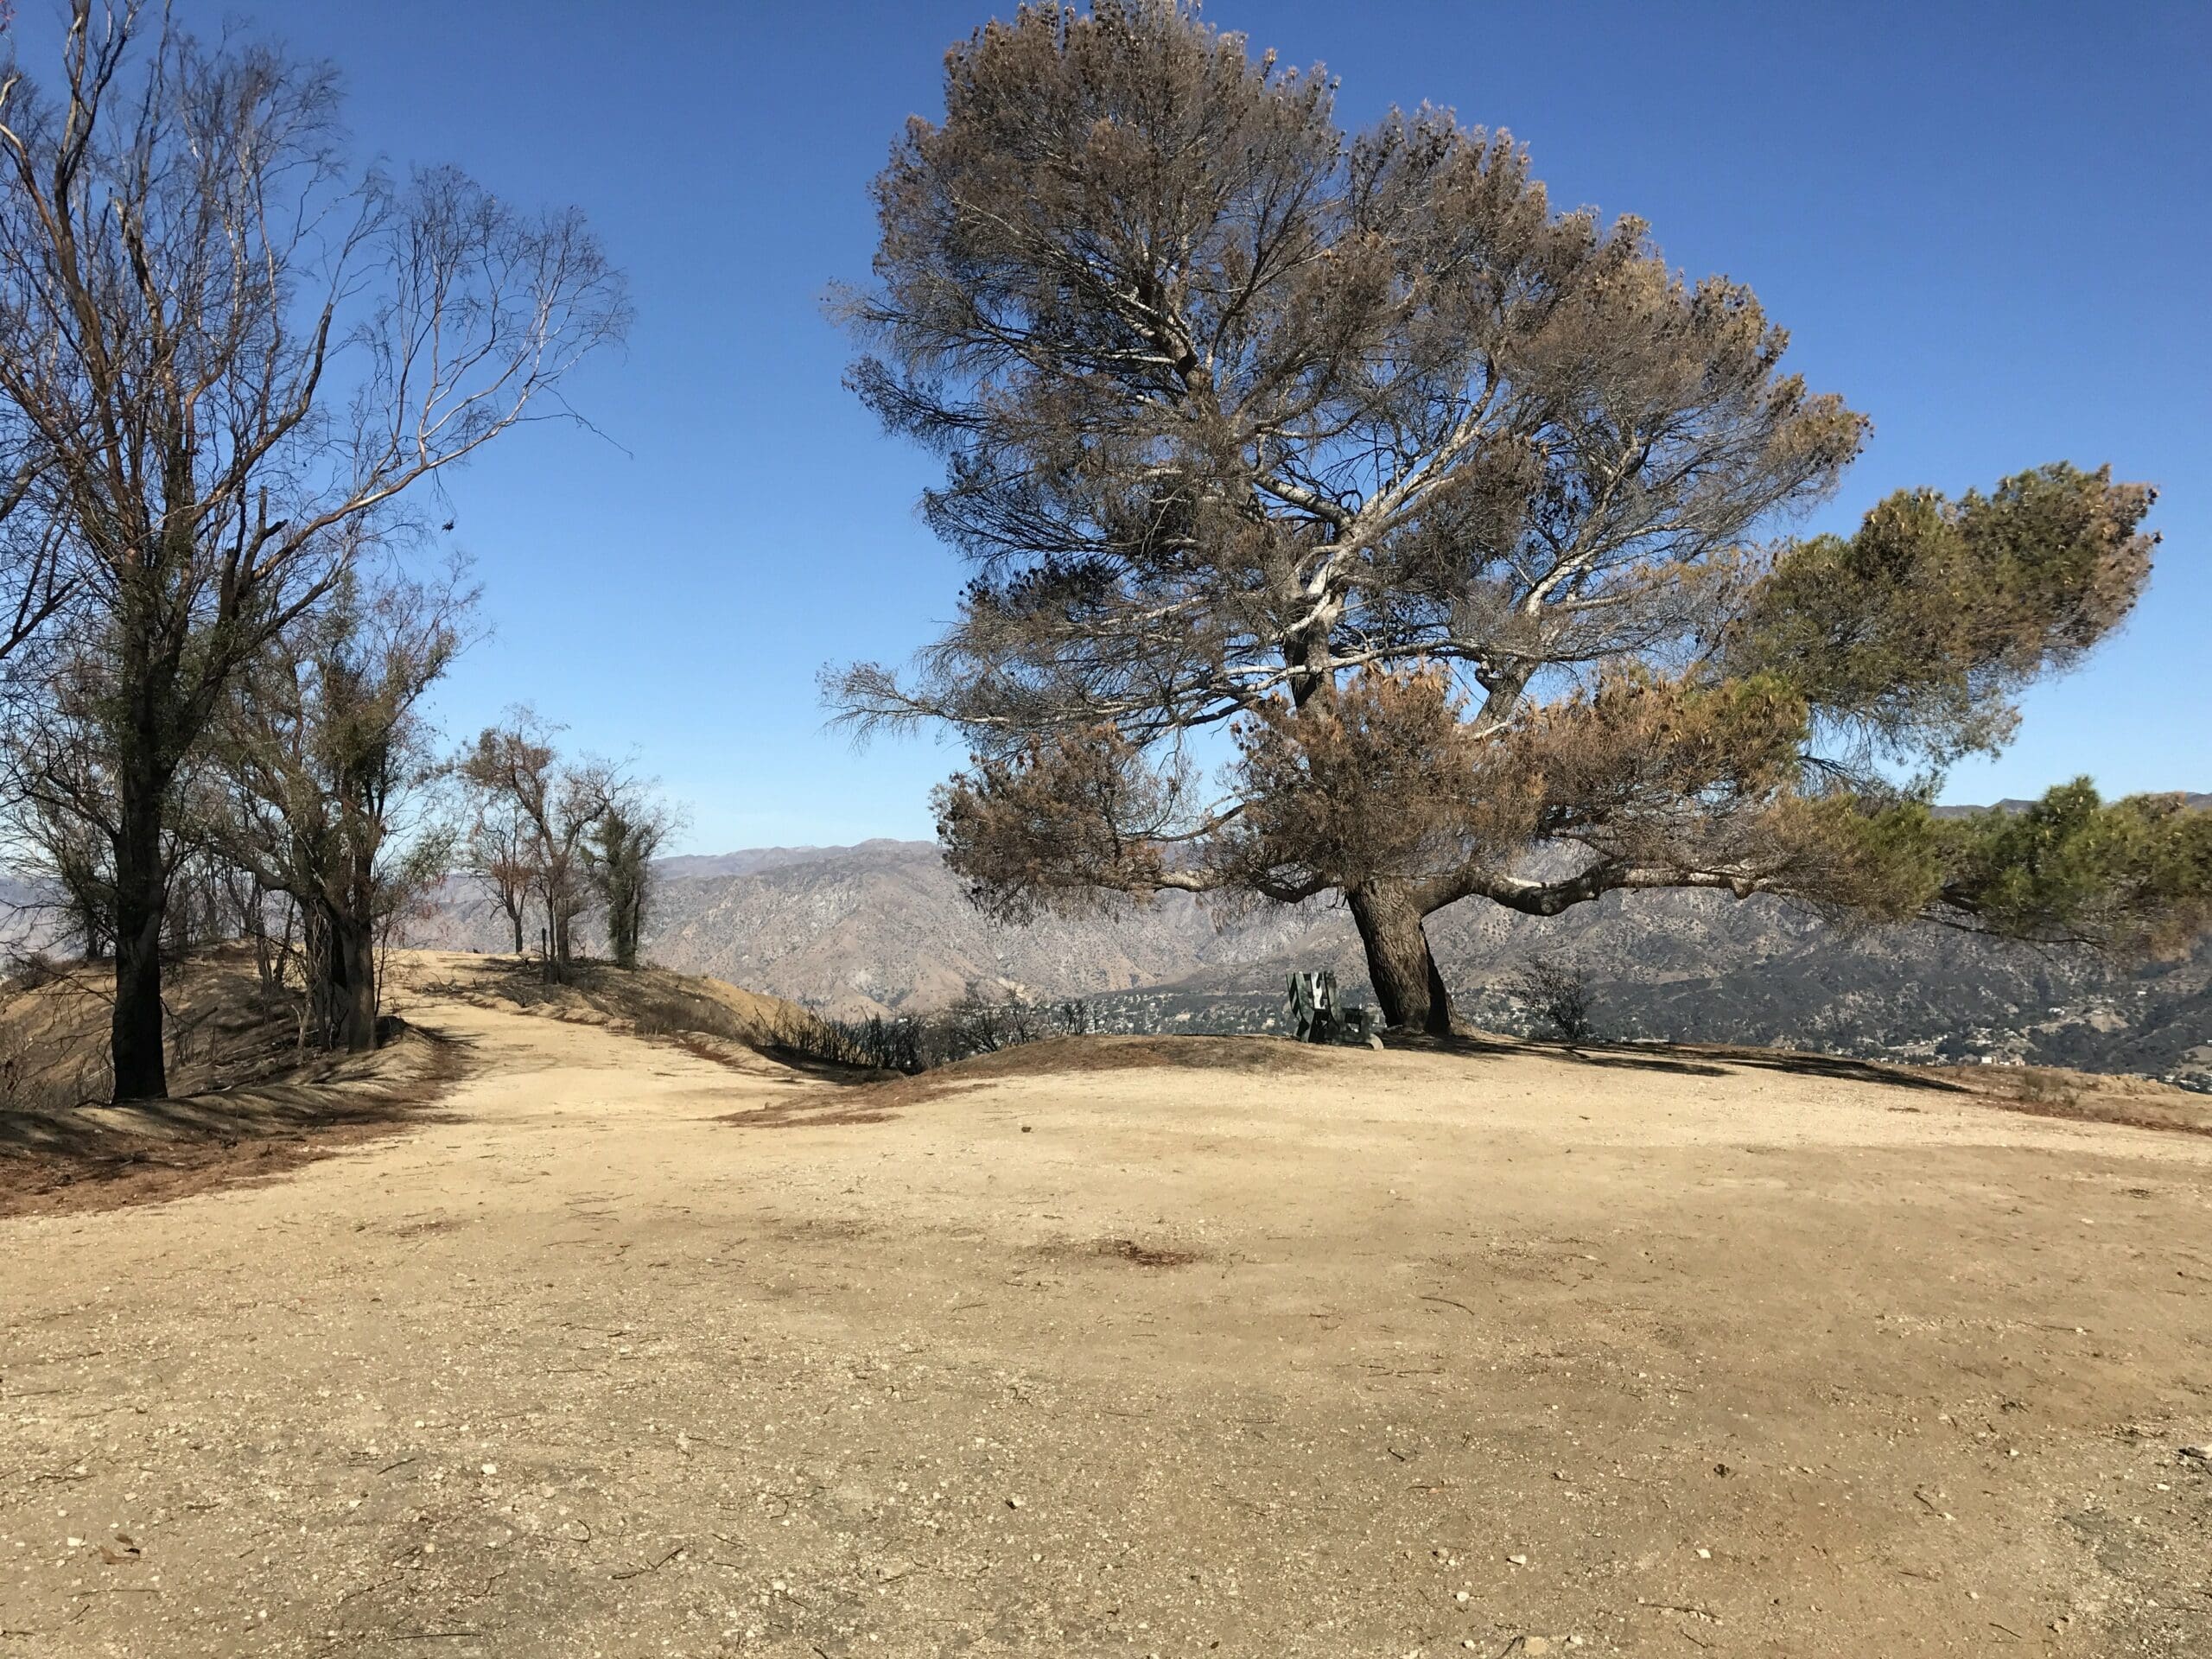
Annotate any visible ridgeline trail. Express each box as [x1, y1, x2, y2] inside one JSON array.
[[3, 954, 2208, 1656]]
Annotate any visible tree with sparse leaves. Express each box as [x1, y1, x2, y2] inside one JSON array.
[[460, 712, 623, 982], [218, 566, 472, 1052], [830, 1, 2197, 1034], [0, 3, 626, 1097], [586, 790, 681, 971], [1508, 957, 1592, 1044], [464, 794, 537, 958]]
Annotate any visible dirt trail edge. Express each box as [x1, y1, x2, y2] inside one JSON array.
[[3, 965, 2209, 1657]]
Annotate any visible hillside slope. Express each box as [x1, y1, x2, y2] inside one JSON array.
[[0, 945, 457, 1217]]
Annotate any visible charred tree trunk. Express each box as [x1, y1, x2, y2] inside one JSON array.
[[1346, 882, 1453, 1038], [608, 885, 641, 970], [324, 910, 378, 1053], [110, 757, 170, 1102], [245, 881, 277, 998], [300, 899, 378, 1053], [548, 899, 575, 981]]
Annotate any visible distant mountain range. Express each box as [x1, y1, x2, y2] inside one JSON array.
[[401, 823, 2212, 1090]]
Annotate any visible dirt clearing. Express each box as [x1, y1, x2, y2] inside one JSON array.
[[2, 952, 2208, 1656]]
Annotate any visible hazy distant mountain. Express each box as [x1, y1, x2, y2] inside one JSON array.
[[402, 828, 2212, 1088], [408, 839, 1313, 1013], [650, 844, 906, 881], [1929, 792, 2211, 819]]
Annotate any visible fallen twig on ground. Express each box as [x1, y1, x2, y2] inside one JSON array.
[[612, 1545, 685, 1581]]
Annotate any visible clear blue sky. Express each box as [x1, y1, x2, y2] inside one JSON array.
[[167, 3, 2212, 849]]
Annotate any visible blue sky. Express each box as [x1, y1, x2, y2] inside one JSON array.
[[116, 3, 2212, 849]]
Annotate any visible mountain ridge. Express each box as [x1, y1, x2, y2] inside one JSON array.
[[397, 819, 2212, 1087]]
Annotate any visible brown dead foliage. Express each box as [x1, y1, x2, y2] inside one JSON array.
[[412, 953, 807, 1049]]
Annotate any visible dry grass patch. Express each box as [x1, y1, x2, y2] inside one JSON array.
[[1934, 1062, 2212, 1137], [402, 952, 811, 1066]]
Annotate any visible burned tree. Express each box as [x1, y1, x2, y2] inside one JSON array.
[[831, 1, 2191, 1033], [460, 713, 620, 981], [586, 789, 679, 971], [0, 3, 626, 1097], [219, 568, 470, 1052], [464, 795, 536, 957]]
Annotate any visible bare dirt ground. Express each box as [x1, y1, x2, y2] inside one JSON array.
[[3, 951, 2209, 1657]]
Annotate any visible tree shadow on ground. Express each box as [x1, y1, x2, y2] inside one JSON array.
[[1576, 1042, 1969, 1092], [1385, 1028, 1971, 1092], [723, 1033, 1354, 1130], [0, 1022, 470, 1218]]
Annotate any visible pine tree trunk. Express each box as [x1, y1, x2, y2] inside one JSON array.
[[109, 765, 169, 1102], [1346, 883, 1453, 1037]]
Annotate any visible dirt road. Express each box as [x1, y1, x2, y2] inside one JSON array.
[[3, 958, 2209, 1656]]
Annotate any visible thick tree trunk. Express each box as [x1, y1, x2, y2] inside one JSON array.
[[1347, 882, 1453, 1037], [506, 902, 524, 957], [110, 770, 169, 1102], [326, 912, 379, 1053], [550, 900, 573, 980]]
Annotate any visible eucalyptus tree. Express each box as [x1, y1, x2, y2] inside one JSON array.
[[0, 3, 626, 1096], [830, 0, 2191, 1033]]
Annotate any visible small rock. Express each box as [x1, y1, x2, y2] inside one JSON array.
[[480, 1463, 498, 1476], [1454, 1590, 1469, 1603], [1523, 1640, 1554, 1657], [1006, 1496, 1023, 1509], [1696, 1547, 1712, 1560], [1506, 1553, 1529, 1566]]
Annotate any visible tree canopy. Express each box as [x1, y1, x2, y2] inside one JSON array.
[[831, 0, 2190, 1033]]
